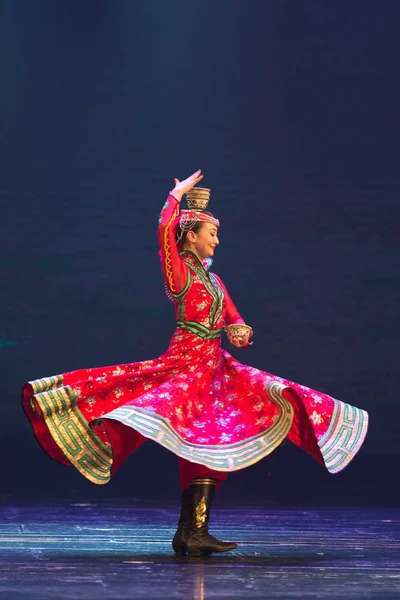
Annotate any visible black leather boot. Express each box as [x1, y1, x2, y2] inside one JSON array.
[[184, 478, 237, 557], [172, 487, 191, 556]]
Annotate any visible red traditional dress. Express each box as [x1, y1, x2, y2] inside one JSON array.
[[22, 194, 368, 488]]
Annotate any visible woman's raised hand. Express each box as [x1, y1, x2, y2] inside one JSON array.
[[170, 169, 204, 202]]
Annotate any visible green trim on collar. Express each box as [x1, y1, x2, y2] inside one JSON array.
[[179, 250, 207, 273]]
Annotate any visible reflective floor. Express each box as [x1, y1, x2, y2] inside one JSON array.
[[0, 505, 399, 599]]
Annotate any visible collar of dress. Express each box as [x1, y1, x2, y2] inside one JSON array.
[[179, 251, 213, 274]]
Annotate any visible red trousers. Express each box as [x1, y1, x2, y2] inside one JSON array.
[[103, 419, 228, 490], [177, 455, 227, 490]]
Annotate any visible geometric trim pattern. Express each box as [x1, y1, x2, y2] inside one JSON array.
[[97, 381, 294, 474], [30, 374, 65, 395], [318, 399, 369, 474], [33, 385, 112, 485]]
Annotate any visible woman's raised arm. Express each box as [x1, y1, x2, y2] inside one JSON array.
[[157, 170, 204, 295], [157, 194, 188, 295]]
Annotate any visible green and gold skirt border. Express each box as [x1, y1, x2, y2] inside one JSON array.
[[25, 377, 113, 485], [318, 399, 368, 473]]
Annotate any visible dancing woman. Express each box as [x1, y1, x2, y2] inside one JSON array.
[[22, 169, 368, 557]]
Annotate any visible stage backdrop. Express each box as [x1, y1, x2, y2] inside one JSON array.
[[1, 0, 398, 505]]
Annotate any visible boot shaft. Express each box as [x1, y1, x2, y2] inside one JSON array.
[[177, 487, 191, 528], [173, 477, 237, 557], [188, 477, 217, 531]]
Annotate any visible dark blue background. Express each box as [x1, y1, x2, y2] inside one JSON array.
[[1, 0, 398, 505]]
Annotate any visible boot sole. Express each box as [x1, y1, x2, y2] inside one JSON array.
[[187, 544, 237, 557]]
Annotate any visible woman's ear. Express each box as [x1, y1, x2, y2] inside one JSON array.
[[186, 230, 197, 243]]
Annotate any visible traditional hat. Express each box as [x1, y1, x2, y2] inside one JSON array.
[[177, 187, 219, 242]]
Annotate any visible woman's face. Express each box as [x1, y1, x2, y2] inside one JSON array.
[[189, 223, 220, 260]]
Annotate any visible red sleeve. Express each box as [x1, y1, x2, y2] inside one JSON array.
[[213, 273, 245, 326], [157, 194, 188, 295]]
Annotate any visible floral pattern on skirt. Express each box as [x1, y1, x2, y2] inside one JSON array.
[[22, 328, 368, 485]]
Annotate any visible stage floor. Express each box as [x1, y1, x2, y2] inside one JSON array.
[[0, 505, 399, 599]]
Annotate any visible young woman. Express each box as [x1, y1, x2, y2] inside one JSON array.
[[22, 169, 368, 557]]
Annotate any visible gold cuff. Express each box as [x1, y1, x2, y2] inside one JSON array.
[[190, 478, 217, 486]]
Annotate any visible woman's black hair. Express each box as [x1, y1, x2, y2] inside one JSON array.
[[176, 210, 217, 246]]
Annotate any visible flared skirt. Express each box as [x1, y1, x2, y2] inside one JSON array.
[[22, 329, 368, 484]]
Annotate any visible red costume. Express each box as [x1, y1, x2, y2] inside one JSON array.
[[22, 194, 368, 490]]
